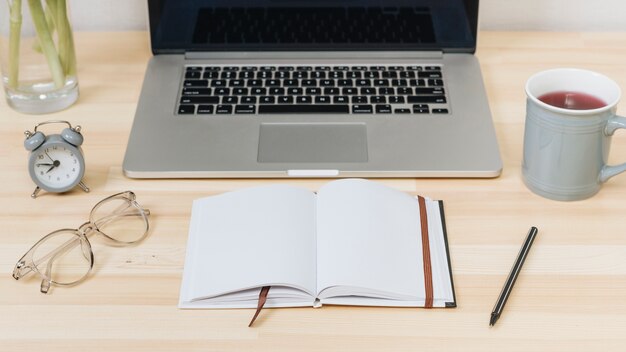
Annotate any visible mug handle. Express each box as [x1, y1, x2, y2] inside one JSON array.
[[600, 115, 626, 183]]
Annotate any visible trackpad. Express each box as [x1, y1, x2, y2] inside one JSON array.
[[258, 123, 368, 163]]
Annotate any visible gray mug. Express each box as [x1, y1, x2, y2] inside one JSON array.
[[523, 68, 626, 201]]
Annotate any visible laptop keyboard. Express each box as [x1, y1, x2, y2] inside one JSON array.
[[177, 65, 449, 115]]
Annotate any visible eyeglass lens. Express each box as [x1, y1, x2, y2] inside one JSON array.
[[90, 195, 148, 244], [32, 230, 92, 285]]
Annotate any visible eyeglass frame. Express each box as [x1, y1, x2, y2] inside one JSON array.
[[12, 191, 151, 294]]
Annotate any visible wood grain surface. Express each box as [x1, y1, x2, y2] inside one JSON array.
[[1, 32, 626, 351]]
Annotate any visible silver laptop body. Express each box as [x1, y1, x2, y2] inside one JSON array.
[[124, 0, 502, 178]]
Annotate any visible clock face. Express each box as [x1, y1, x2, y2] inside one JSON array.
[[31, 143, 83, 191]]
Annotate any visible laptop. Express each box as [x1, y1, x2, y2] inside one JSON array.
[[123, 0, 502, 178]]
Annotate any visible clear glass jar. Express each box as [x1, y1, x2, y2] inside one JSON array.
[[0, 0, 78, 114]]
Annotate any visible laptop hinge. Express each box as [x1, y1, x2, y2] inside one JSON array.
[[184, 51, 444, 60]]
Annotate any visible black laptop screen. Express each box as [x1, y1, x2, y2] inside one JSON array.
[[148, 0, 478, 54]]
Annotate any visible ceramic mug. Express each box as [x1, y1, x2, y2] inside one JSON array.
[[522, 68, 626, 201]]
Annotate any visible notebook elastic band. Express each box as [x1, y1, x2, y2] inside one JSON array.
[[418, 196, 434, 308]]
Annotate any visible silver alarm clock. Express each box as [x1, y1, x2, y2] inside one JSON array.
[[24, 121, 89, 198]]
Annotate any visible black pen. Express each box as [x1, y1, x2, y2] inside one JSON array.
[[489, 226, 538, 326]]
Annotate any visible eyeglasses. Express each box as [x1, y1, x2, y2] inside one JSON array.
[[13, 191, 150, 293]]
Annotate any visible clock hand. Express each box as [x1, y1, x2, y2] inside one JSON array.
[[36, 163, 54, 166], [45, 151, 55, 162], [45, 160, 61, 174]]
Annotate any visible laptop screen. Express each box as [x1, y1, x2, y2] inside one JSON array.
[[148, 0, 478, 54]]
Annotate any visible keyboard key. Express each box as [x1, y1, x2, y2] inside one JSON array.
[[432, 108, 449, 114], [284, 79, 298, 87], [241, 66, 258, 71], [221, 71, 237, 79], [414, 88, 445, 95], [361, 87, 376, 95], [278, 66, 295, 71], [204, 66, 220, 71], [324, 88, 340, 95], [180, 96, 219, 104], [202, 70, 219, 79], [408, 96, 447, 104], [186, 66, 203, 71], [260, 66, 276, 71], [233, 88, 249, 95], [376, 104, 392, 113], [315, 96, 332, 104], [356, 79, 370, 86], [410, 79, 426, 87], [352, 66, 367, 71], [302, 79, 317, 87], [182, 88, 212, 96], [370, 96, 386, 104], [352, 105, 373, 113], [235, 105, 256, 114], [391, 79, 408, 87], [334, 96, 349, 104], [419, 72, 443, 79], [185, 80, 209, 87], [388, 66, 404, 71], [388, 96, 405, 104], [379, 87, 395, 95], [307, 88, 322, 95], [216, 105, 233, 114], [294, 71, 309, 79], [382, 71, 398, 79], [396, 87, 412, 95], [338, 79, 353, 87], [394, 108, 411, 114], [276, 71, 290, 79], [185, 71, 202, 79], [265, 79, 281, 87], [229, 80, 244, 87], [407, 65, 423, 71], [210, 80, 226, 87], [352, 96, 368, 104], [270, 88, 285, 95], [297, 66, 313, 71], [251, 88, 267, 95], [428, 79, 445, 86], [258, 71, 273, 79], [346, 71, 362, 79], [288, 88, 303, 95], [364, 71, 380, 79], [214, 88, 231, 95], [311, 71, 326, 79], [223, 66, 239, 71], [374, 79, 390, 87], [343, 88, 358, 95], [222, 96, 238, 104], [425, 66, 442, 71], [320, 80, 335, 87], [330, 71, 344, 79], [370, 66, 385, 71], [197, 105, 214, 114], [259, 105, 349, 114], [400, 71, 416, 78], [247, 79, 263, 87], [278, 96, 294, 104], [260, 96, 275, 104], [296, 96, 313, 104], [316, 66, 331, 71], [178, 105, 195, 114], [241, 96, 257, 104], [334, 66, 350, 71], [413, 105, 429, 114]]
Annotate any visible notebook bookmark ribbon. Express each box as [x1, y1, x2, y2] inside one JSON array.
[[248, 286, 271, 327], [418, 196, 434, 308]]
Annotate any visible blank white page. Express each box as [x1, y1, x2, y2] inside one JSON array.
[[180, 185, 317, 303], [316, 179, 424, 299]]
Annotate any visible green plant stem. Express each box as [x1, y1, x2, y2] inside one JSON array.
[[8, 0, 23, 89], [27, 0, 65, 88], [32, 0, 57, 53], [54, 0, 73, 75]]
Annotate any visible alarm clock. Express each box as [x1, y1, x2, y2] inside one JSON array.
[[24, 120, 89, 198]]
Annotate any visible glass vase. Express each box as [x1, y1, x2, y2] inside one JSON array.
[[0, 0, 78, 114]]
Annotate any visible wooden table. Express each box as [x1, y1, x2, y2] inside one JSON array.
[[2, 32, 626, 351]]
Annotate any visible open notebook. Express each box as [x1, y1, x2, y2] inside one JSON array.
[[179, 179, 456, 309]]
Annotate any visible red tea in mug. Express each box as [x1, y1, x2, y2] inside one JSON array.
[[538, 91, 607, 110]]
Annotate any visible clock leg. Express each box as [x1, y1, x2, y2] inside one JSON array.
[[31, 186, 41, 199], [79, 181, 90, 193]]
